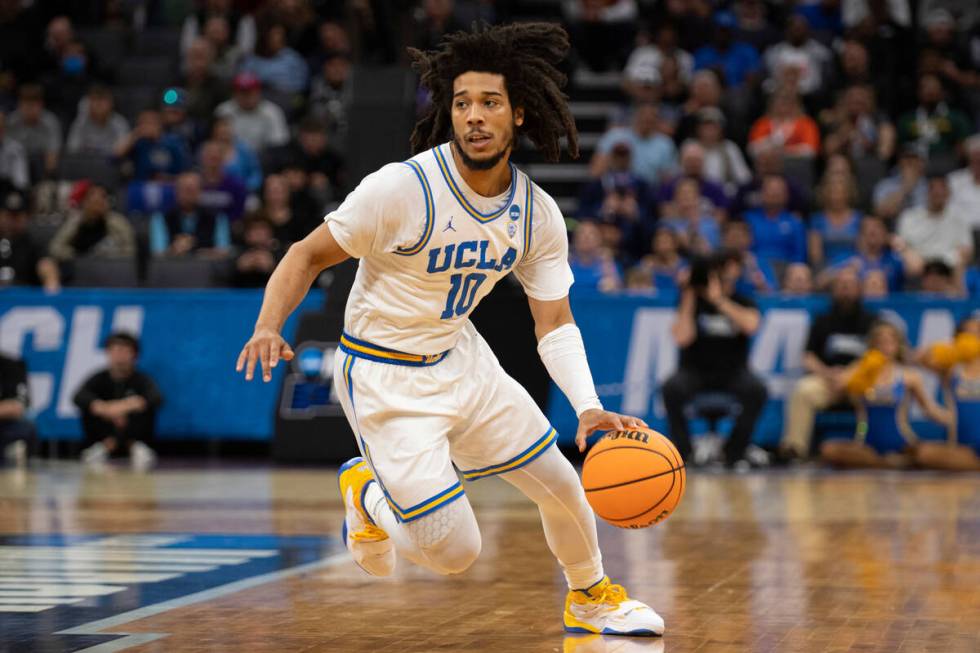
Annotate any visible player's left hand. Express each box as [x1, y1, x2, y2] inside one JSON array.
[[575, 408, 648, 453]]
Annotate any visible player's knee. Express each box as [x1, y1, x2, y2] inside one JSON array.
[[422, 530, 481, 575]]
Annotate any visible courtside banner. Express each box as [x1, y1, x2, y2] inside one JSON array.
[[553, 292, 980, 447], [0, 288, 323, 440]]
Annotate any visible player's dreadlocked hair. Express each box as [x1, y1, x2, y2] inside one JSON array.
[[408, 22, 579, 163]]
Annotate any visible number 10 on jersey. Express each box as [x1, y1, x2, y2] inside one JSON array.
[[440, 273, 487, 319]]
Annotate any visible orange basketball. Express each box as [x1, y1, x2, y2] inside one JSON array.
[[582, 427, 685, 529]]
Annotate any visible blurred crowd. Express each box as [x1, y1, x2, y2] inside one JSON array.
[[564, 0, 980, 301]]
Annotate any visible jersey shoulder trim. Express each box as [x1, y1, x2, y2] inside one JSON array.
[[432, 143, 517, 224], [394, 159, 435, 256], [522, 171, 534, 259]]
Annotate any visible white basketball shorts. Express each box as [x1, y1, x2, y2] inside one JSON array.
[[333, 320, 557, 523]]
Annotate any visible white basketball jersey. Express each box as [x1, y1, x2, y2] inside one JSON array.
[[324, 142, 573, 355]]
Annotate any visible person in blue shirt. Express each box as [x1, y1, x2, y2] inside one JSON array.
[[808, 174, 861, 268], [693, 12, 762, 88], [240, 21, 308, 95], [661, 177, 722, 255], [743, 175, 806, 268], [822, 215, 905, 293], [721, 218, 777, 297], [633, 225, 688, 298], [114, 109, 190, 181], [568, 220, 622, 293], [592, 103, 678, 187]]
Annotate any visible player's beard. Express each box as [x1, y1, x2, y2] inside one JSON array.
[[452, 128, 515, 171]]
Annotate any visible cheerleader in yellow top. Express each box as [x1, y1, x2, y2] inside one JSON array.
[[821, 321, 951, 469], [914, 315, 980, 471]]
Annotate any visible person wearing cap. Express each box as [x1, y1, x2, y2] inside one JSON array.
[[161, 88, 199, 150], [897, 73, 971, 165], [65, 85, 130, 156], [214, 72, 289, 152], [0, 189, 59, 291], [692, 11, 762, 88], [873, 144, 928, 220], [895, 173, 973, 276], [592, 103, 677, 187], [48, 182, 135, 263], [74, 332, 162, 471], [6, 84, 62, 178], [948, 134, 980, 229], [687, 107, 751, 194]]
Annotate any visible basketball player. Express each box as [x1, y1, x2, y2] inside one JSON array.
[[236, 23, 664, 636]]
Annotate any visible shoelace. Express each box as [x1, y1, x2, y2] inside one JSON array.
[[595, 583, 628, 606], [350, 523, 389, 542]]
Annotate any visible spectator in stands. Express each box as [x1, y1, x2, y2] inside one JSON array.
[[0, 353, 32, 469], [918, 9, 977, 107], [0, 189, 59, 290], [949, 135, 980, 230], [782, 262, 814, 295], [732, 0, 781, 52], [241, 20, 308, 96], [288, 114, 347, 202], [0, 112, 29, 189], [197, 140, 246, 222], [578, 141, 653, 259], [182, 39, 229, 127], [65, 85, 129, 156], [160, 88, 199, 152], [688, 107, 751, 195], [722, 218, 777, 297], [563, 0, 637, 72], [624, 24, 694, 98], [693, 11, 762, 88], [821, 85, 896, 163], [780, 267, 875, 460], [664, 250, 767, 468], [661, 177, 722, 256], [210, 116, 261, 192], [764, 14, 832, 101], [748, 86, 820, 158], [862, 269, 890, 298], [270, 0, 318, 56], [215, 72, 290, 153], [919, 259, 961, 296], [593, 103, 677, 187], [897, 73, 971, 166], [261, 173, 319, 246], [49, 182, 135, 263], [873, 145, 927, 221], [40, 16, 75, 78], [40, 39, 101, 129], [149, 172, 230, 258], [6, 84, 61, 179], [201, 14, 245, 82], [732, 143, 809, 216], [114, 110, 190, 182], [76, 332, 161, 470], [809, 174, 862, 269], [307, 21, 351, 73], [823, 215, 905, 293], [308, 51, 352, 147], [233, 215, 282, 287], [633, 226, 688, 297], [744, 175, 807, 268], [896, 173, 973, 276], [675, 70, 723, 144], [568, 220, 621, 293], [657, 141, 730, 214], [180, 0, 255, 57]]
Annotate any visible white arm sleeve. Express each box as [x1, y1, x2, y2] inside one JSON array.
[[537, 323, 603, 417]]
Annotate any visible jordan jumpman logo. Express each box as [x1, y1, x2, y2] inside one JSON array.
[[443, 216, 456, 232]]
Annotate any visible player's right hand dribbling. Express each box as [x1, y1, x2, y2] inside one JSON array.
[[236, 327, 295, 382]]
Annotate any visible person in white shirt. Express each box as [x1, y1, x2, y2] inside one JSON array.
[[896, 173, 973, 276], [949, 134, 980, 229], [764, 14, 831, 97], [0, 112, 29, 189], [214, 72, 289, 153], [234, 22, 664, 638]]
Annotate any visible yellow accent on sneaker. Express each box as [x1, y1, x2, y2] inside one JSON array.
[[563, 577, 629, 634], [338, 459, 389, 543]]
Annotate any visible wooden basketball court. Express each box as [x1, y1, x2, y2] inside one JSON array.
[[2, 462, 979, 652]]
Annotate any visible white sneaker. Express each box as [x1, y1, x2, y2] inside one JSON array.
[[692, 435, 722, 466], [81, 442, 108, 466], [130, 442, 157, 471], [3, 440, 27, 468], [338, 457, 395, 577], [564, 577, 665, 636]]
